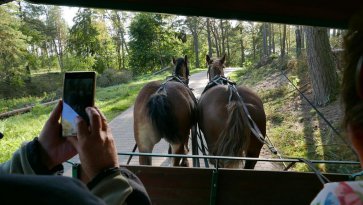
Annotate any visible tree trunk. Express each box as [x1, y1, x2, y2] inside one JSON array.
[[206, 18, 213, 57], [268, 23, 272, 56], [252, 24, 257, 61], [211, 22, 220, 57], [305, 26, 338, 106], [271, 24, 275, 53], [281, 24, 287, 59], [300, 26, 305, 49], [295, 26, 302, 57], [220, 19, 225, 55], [226, 24, 230, 58], [239, 25, 245, 66], [192, 31, 200, 68], [262, 23, 268, 57], [286, 25, 290, 56]]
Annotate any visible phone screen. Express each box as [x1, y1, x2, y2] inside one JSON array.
[[62, 72, 95, 137]]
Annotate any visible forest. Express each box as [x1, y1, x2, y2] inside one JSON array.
[[1, 1, 343, 101], [1, 1, 354, 172]]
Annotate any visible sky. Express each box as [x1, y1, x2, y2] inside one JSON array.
[[61, 6, 77, 27]]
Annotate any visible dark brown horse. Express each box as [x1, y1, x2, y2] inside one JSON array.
[[198, 54, 266, 169], [134, 55, 197, 166]]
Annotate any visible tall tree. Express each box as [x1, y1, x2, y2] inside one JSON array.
[[250, 22, 257, 60], [239, 23, 245, 66], [185, 16, 201, 68], [206, 18, 213, 57], [129, 13, 180, 74], [305, 26, 338, 106], [271, 24, 276, 54], [295, 26, 302, 57], [0, 3, 28, 97], [262, 23, 268, 58], [109, 11, 129, 69], [210, 19, 221, 57], [68, 8, 115, 73], [280, 24, 287, 59], [220, 19, 226, 55], [225, 21, 231, 58], [18, 2, 51, 70], [46, 5, 68, 71]]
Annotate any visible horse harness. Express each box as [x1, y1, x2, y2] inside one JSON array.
[[156, 75, 189, 93], [202, 75, 277, 154]]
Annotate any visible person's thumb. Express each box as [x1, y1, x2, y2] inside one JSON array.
[[76, 116, 89, 141]]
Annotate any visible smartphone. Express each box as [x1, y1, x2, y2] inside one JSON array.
[[62, 71, 96, 137]]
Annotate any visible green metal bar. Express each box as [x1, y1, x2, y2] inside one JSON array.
[[72, 163, 80, 179], [117, 152, 360, 165], [209, 169, 218, 205], [210, 159, 219, 205]]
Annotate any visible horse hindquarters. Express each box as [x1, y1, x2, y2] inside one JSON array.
[[214, 100, 251, 168], [134, 82, 162, 165], [147, 84, 193, 166]]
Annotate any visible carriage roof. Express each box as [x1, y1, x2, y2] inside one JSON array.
[[26, 0, 363, 29]]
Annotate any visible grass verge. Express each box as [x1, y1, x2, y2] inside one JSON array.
[[229, 60, 359, 174]]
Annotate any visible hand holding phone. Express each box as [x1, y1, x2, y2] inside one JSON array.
[[62, 72, 96, 137]]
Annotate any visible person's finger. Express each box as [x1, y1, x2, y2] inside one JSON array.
[[76, 116, 90, 140], [66, 136, 79, 152], [94, 107, 108, 131], [48, 100, 63, 123], [86, 107, 102, 133]]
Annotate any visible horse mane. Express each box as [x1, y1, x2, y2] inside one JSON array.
[[174, 58, 189, 77]]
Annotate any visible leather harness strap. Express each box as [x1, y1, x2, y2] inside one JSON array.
[[203, 75, 277, 154]]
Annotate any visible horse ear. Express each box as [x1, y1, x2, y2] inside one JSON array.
[[206, 55, 211, 64], [221, 54, 226, 64], [184, 55, 188, 64], [172, 57, 176, 65]]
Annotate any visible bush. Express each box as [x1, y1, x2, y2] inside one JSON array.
[[63, 55, 96, 71], [97, 68, 133, 87]]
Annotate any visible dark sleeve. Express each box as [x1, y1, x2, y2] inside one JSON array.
[[120, 167, 152, 205], [26, 137, 63, 175], [87, 166, 151, 205], [0, 174, 106, 205]]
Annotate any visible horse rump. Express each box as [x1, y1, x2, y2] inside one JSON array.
[[213, 100, 251, 168], [147, 91, 179, 144]]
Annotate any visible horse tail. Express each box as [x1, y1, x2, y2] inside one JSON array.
[[147, 89, 179, 144], [214, 100, 251, 168]]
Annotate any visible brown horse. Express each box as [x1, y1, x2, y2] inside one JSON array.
[[133, 55, 197, 166], [198, 54, 266, 169]]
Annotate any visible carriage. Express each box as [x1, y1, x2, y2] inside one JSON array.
[[11, 0, 363, 204]]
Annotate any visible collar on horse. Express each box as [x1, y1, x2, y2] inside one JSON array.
[[155, 74, 191, 94], [202, 75, 235, 94]]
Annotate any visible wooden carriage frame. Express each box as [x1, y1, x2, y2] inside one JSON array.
[[17, 0, 363, 204]]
